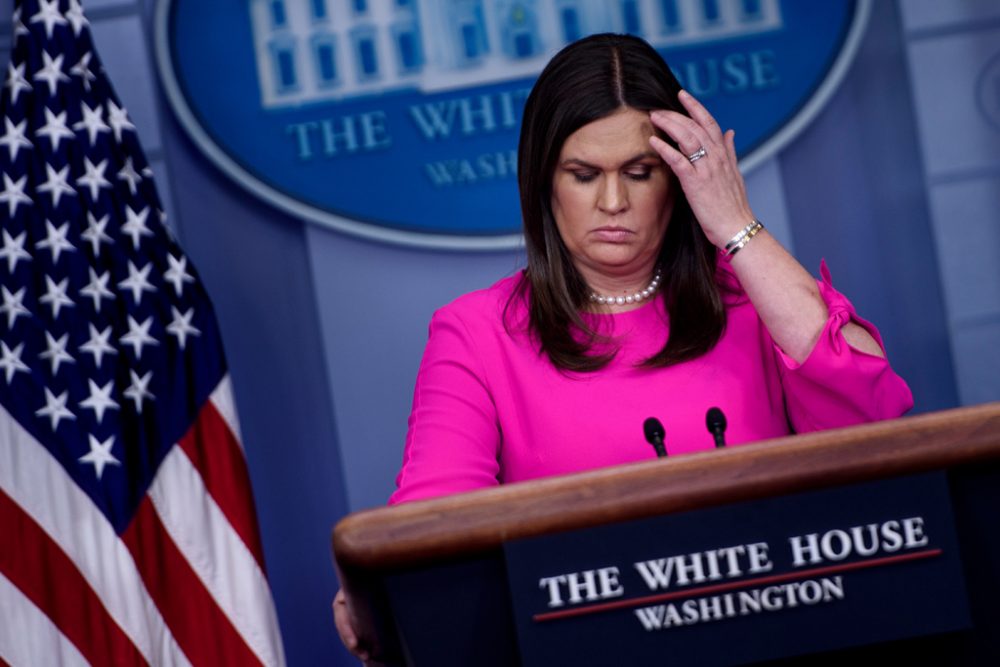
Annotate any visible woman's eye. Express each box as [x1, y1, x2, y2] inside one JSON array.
[[626, 169, 652, 181], [572, 171, 598, 183]]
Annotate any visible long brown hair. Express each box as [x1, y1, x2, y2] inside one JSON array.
[[511, 33, 725, 372]]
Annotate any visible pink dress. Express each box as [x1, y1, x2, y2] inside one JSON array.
[[390, 262, 913, 504]]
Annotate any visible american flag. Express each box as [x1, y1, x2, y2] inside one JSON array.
[[0, 1, 285, 664]]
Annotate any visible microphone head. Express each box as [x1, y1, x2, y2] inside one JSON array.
[[643, 417, 665, 444], [706, 407, 727, 433]]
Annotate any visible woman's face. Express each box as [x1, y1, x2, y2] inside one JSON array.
[[550, 107, 675, 284]]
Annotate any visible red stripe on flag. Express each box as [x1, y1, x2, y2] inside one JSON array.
[[178, 400, 266, 570], [0, 489, 148, 667], [121, 497, 262, 667]]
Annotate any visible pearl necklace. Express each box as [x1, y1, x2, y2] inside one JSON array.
[[588, 269, 662, 307]]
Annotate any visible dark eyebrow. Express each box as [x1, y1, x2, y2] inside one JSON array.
[[559, 151, 661, 169]]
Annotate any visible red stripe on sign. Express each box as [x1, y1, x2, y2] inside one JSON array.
[[179, 400, 266, 570], [121, 497, 262, 667], [534, 548, 944, 622], [0, 488, 148, 666]]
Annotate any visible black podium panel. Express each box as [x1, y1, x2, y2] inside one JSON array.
[[377, 462, 1000, 667]]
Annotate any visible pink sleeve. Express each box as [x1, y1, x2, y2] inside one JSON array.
[[772, 261, 914, 433], [389, 305, 501, 504]]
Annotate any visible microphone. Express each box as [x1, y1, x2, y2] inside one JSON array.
[[643, 417, 668, 458], [706, 407, 727, 448]]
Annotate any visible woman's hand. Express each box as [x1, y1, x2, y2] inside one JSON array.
[[333, 588, 370, 663], [648, 89, 884, 363], [647, 89, 755, 247]]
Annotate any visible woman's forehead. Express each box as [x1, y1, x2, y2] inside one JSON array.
[[559, 108, 658, 165]]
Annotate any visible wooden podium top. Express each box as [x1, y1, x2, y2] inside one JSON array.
[[333, 402, 1000, 573]]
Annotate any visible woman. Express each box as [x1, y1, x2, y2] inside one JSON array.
[[336, 33, 912, 658], [388, 33, 911, 504]]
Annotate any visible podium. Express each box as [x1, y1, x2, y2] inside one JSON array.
[[332, 402, 1000, 666]]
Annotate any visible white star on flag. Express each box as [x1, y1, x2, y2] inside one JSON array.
[[106, 99, 136, 142], [164, 253, 195, 296], [123, 368, 154, 412], [37, 163, 77, 208], [39, 274, 74, 318], [39, 330, 76, 375], [0, 229, 31, 272], [33, 49, 69, 95], [35, 387, 76, 431], [167, 306, 201, 350], [11, 7, 30, 42], [35, 219, 75, 264], [120, 204, 152, 248], [36, 107, 75, 151], [70, 50, 97, 91], [65, 0, 89, 37], [78, 323, 116, 368], [117, 156, 142, 195], [76, 157, 112, 201], [0, 117, 33, 161], [0, 339, 29, 383], [120, 314, 158, 359], [118, 260, 155, 304], [80, 211, 112, 256], [78, 434, 120, 480], [29, 0, 68, 40], [79, 379, 119, 424], [73, 101, 109, 145], [0, 173, 32, 216], [80, 266, 114, 311], [4, 62, 32, 104], [0, 284, 30, 327]]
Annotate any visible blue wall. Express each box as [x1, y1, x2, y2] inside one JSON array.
[[780, 0, 958, 413]]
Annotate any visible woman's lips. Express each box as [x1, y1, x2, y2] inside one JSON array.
[[592, 227, 634, 243]]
